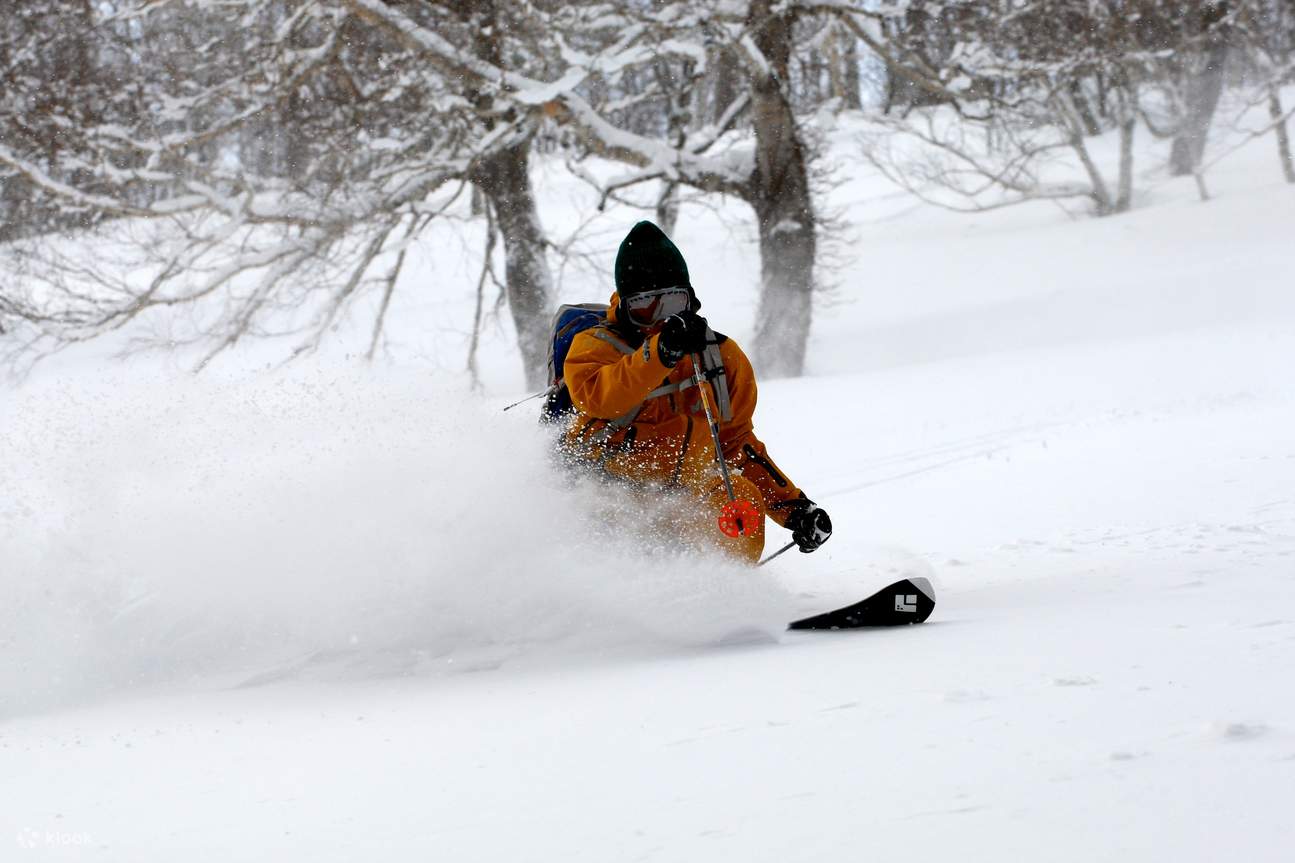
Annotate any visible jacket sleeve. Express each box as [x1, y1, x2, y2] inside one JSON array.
[[564, 328, 673, 420], [716, 340, 807, 527]]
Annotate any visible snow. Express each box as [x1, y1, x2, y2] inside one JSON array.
[[3, 109, 1295, 860]]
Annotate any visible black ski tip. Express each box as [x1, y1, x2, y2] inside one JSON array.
[[788, 577, 936, 631]]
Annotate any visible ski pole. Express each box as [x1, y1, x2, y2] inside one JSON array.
[[501, 390, 547, 412], [690, 353, 759, 538], [757, 541, 797, 567], [690, 352, 735, 502]]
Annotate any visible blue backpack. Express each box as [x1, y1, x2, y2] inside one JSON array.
[[542, 303, 608, 422]]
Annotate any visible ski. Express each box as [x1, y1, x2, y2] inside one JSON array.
[[788, 577, 936, 630]]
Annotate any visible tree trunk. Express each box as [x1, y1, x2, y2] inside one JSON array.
[[1053, 89, 1112, 213], [824, 28, 862, 112], [1169, 22, 1229, 176], [1115, 115, 1135, 213], [1070, 132, 1112, 215], [655, 182, 680, 235], [881, 5, 950, 115], [710, 46, 741, 126], [654, 58, 692, 234], [461, 0, 554, 388], [886, 68, 939, 115], [826, 31, 846, 109], [746, 0, 817, 378], [1270, 87, 1295, 184], [1069, 80, 1101, 136], [471, 140, 554, 389], [842, 31, 863, 111]]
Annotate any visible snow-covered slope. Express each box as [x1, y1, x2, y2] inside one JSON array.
[[2, 113, 1294, 860]]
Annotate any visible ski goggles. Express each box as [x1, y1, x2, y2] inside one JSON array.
[[623, 286, 691, 327]]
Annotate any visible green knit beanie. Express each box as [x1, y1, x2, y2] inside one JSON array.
[[614, 221, 691, 298]]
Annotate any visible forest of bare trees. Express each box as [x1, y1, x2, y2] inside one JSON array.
[[2, 1, 1293, 383]]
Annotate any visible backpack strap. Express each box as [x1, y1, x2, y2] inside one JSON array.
[[588, 328, 636, 355], [700, 328, 733, 422]]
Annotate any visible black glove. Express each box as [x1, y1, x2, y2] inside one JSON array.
[[657, 310, 708, 367], [785, 498, 832, 553]]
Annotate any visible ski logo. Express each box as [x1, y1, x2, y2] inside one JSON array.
[[895, 594, 918, 613]]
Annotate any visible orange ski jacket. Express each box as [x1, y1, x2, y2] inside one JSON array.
[[561, 293, 806, 526]]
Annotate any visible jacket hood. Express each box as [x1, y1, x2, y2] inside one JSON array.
[[606, 290, 627, 329]]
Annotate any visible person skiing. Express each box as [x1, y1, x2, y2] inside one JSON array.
[[559, 220, 832, 564]]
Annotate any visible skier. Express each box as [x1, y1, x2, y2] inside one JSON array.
[[560, 220, 832, 564]]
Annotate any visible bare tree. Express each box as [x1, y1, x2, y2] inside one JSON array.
[[558, 1, 826, 376], [1270, 88, 1295, 182], [744, 0, 818, 376], [839, 29, 864, 111], [357, 0, 833, 376], [0, 1, 146, 242], [1236, 0, 1295, 182], [0, 0, 570, 384], [449, 0, 556, 386], [3, 0, 858, 379], [830, 1, 1249, 216], [706, 45, 744, 126], [1165, 3, 1233, 178]]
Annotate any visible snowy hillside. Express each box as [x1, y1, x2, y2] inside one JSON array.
[[3, 113, 1294, 861]]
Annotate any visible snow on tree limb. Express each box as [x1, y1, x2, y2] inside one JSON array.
[[342, 0, 750, 193]]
